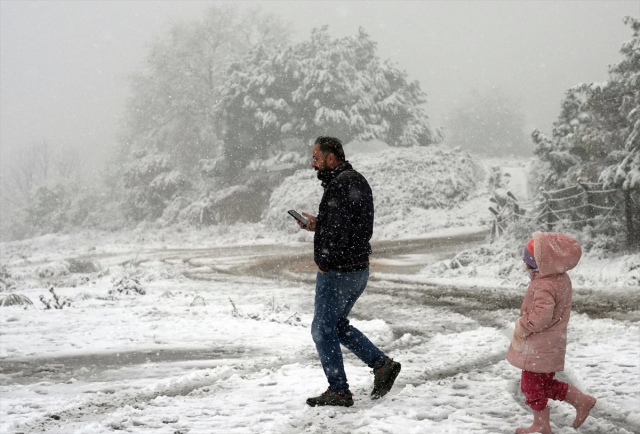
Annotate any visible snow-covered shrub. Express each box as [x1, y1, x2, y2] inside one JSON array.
[[66, 275, 91, 287], [200, 156, 228, 179], [177, 185, 250, 226], [26, 184, 69, 232], [176, 168, 290, 226], [67, 258, 101, 273], [263, 145, 485, 233], [419, 237, 529, 288], [110, 275, 145, 296], [39, 287, 71, 309], [159, 197, 189, 226], [0, 293, 33, 307], [190, 295, 206, 306], [122, 153, 190, 221], [36, 259, 102, 279], [228, 297, 302, 326], [37, 261, 70, 278], [0, 265, 16, 292], [579, 226, 628, 254]]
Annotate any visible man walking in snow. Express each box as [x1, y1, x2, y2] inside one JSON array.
[[296, 136, 401, 407]]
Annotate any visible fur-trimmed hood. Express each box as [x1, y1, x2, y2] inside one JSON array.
[[532, 232, 582, 279]]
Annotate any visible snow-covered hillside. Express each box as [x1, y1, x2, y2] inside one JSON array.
[[263, 145, 488, 240]]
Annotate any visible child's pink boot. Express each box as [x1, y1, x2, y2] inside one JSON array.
[[564, 385, 597, 428], [515, 406, 552, 434]]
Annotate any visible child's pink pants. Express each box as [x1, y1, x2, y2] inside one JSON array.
[[521, 370, 568, 411]]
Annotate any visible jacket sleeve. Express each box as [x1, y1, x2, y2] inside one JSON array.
[[316, 182, 352, 271], [518, 285, 556, 335]]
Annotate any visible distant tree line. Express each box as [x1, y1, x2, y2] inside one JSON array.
[[0, 140, 112, 240]]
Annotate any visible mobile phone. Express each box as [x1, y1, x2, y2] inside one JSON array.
[[288, 210, 309, 227]]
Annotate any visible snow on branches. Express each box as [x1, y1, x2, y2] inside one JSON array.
[[533, 17, 640, 193], [217, 26, 442, 173]]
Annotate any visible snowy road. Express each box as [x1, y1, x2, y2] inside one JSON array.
[[1, 232, 638, 433]]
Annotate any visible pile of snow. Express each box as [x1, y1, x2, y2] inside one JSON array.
[[263, 145, 486, 238]]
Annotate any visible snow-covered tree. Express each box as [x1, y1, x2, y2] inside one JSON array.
[[120, 5, 289, 171], [0, 140, 94, 240], [446, 88, 528, 157], [118, 5, 289, 220], [530, 17, 639, 247], [216, 26, 441, 176], [121, 152, 189, 221], [532, 17, 639, 191], [600, 17, 640, 193]]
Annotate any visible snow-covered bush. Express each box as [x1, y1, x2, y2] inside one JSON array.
[[177, 185, 251, 226], [66, 258, 101, 274], [122, 153, 190, 222], [0, 293, 33, 307], [0, 265, 16, 292], [228, 297, 302, 326], [39, 287, 71, 309], [24, 184, 68, 232], [263, 145, 485, 233], [7, 180, 116, 241], [37, 261, 70, 278], [110, 275, 145, 296], [190, 295, 206, 306]]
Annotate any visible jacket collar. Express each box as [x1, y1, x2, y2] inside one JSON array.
[[317, 161, 352, 188]]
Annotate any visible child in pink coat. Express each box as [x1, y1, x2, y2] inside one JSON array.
[[507, 232, 597, 434]]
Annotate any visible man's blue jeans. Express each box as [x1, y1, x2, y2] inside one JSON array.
[[311, 268, 387, 395]]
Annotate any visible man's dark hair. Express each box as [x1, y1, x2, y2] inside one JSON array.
[[315, 136, 346, 162]]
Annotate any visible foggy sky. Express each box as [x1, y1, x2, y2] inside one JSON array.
[[1, 1, 639, 168]]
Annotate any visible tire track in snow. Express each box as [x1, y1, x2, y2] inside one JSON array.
[[13, 355, 316, 434]]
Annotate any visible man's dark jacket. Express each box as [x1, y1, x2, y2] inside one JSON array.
[[314, 162, 374, 272]]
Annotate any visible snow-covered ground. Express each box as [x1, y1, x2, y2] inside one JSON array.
[[0, 244, 638, 434], [1, 146, 638, 433]]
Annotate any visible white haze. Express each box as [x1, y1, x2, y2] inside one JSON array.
[[1, 1, 638, 170]]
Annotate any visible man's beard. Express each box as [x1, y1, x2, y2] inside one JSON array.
[[315, 165, 330, 180]]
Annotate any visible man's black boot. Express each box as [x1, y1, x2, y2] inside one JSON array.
[[306, 388, 354, 407], [371, 358, 401, 399]]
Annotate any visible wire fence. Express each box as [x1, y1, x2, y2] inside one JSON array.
[[489, 183, 640, 248]]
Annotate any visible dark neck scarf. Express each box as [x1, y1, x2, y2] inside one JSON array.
[[317, 161, 352, 188]]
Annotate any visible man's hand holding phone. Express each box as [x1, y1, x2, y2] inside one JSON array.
[[288, 210, 317, 231]]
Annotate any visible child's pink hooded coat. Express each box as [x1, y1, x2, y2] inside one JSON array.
[[506, 232, 582, 373]]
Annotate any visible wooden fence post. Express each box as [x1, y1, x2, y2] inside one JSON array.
[[624, 189, 640, 248], [540, 188, 553, 231], [489, 206, 499, 242], [507, 191, 521, 218], [579, 182, 593, 226]]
